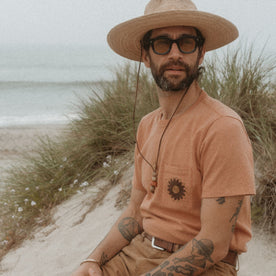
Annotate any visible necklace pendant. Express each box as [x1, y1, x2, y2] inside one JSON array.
[[150, 179, 157, 193], [150, 170, 157, 193]]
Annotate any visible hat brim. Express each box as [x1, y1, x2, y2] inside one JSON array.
[[107, 10, 239, 61]]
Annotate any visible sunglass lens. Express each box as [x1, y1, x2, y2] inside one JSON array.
[[153, 38, 171, 54], [179, 37, 196, 53]]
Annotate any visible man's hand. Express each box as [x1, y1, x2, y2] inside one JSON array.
[[71, 262, 102, 276]]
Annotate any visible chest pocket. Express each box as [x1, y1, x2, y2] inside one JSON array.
[[157, 163, 200, 209]]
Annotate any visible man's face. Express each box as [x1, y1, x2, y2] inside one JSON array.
[[143, 26, 205, 92]]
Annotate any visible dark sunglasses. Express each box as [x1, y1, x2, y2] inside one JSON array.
[[149, 34, 203, 55]]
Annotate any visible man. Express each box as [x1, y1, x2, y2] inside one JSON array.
[[72, 0, 255, 275]]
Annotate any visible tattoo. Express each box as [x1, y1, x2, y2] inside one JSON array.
[[118, 217, 142, 242], [216, 197, 226, 205], [167, 264, 196, 275], [100, 252, 109, 266], [145, 239, 214, 275], [229, 199, 244, 232], [145, 261, 170, 276]]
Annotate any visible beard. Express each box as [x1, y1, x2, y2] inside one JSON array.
[[149, 58, 198, 92]]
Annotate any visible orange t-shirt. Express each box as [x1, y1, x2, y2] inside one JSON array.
[[133, 91, 255, 253]]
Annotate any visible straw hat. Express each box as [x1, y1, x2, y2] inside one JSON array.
[[107, 0, 239, 61]]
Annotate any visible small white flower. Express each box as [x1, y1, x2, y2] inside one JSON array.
[[4, 202, 7, 206], [25, 187, 30, 191], [113, 170, 119, 176], [73, 179, 78, 184], [24, 199, 29, 203], [36, 186, 39, 190], [11, 215, 15, 219], [80, 181, 89, 188], [18, 207, 23, 212], [106, 155, 112, 163], [103, 162, 110, 168], [60, 165, 64, 168], [1, 240, 8, 246], [58, 187, 62, 192], [63, 157, 67, 162], [11, 189, 15, 193], [31, 201, 36, 206]]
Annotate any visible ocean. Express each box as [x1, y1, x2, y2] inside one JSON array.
[[0, 44, 124, 127]]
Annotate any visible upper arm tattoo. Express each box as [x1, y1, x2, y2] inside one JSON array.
[[229, 199, 244, 232], [118, 217, 142, 242], [216, 197, 226, 205]]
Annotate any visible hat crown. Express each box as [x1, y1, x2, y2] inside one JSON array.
[[145, 0, 197, 15]]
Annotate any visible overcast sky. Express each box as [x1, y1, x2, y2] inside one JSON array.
[[0, 0, 275, 54]]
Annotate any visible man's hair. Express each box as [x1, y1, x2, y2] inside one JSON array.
[[141, 28, 205, 81]]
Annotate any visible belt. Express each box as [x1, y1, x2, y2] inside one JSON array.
[[144, 232, 183, 253], [143, 232, 237, 267]]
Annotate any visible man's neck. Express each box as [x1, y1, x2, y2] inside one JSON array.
[[158, 81, 202, 120]]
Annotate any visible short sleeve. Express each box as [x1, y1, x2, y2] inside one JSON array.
[[200, 116, 255, 198]]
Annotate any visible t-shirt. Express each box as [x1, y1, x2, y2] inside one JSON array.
[[133, 90, 255, 253]]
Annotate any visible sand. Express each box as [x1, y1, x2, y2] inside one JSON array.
[[0, 124, 65, 183], [0, 125, 275, 276]]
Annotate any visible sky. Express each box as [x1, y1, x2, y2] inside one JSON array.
[[0, 0, 275, 55]]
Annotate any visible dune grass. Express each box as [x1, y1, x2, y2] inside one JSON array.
[[0, 44, 275, 258]]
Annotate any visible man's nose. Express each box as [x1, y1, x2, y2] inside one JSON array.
[[168, 42, 182, 58]]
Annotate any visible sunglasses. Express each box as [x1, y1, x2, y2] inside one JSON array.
[[149, 34, 203, 55]]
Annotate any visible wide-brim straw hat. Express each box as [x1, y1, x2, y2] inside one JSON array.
[[107, 0, 239, 61]]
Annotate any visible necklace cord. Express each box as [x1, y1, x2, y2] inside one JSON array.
[[154, 82, 191, 171]]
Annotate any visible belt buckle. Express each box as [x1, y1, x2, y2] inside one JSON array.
[[151, 237, 165, 251]]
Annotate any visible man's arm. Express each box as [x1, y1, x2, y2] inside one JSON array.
[[141, 195, 245, 276], [71, 187, 146, 276]]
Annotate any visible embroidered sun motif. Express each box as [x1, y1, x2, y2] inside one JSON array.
[[168, 178, 186, 200]]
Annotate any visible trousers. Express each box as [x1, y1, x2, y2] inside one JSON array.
[[102, 234, 237, 275]]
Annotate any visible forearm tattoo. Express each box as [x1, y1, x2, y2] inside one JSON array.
[[100, 252, 109, 266], [145, 238, 214, 276], [118, 217, 142, 242], [229, 199, 244, 232]]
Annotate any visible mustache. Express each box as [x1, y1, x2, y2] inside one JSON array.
[[159, 60, 190, 74]]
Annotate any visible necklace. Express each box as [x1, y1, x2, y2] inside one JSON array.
[[134, 83, 191, 193]]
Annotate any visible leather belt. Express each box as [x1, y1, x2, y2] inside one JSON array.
[[144, 232, 184, 253], [143, 232, 237, 267]]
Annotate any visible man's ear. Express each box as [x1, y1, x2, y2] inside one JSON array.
[[142, 49, 151, 68]]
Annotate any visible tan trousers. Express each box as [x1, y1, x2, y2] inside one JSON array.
[[102, 234, 237, 275]]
